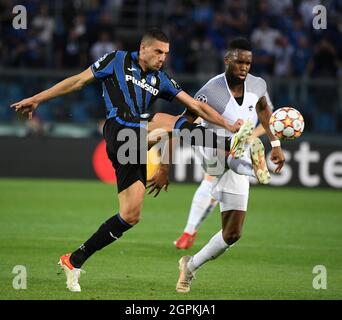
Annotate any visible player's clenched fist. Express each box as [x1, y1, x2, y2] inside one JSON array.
[[230, 119, 244, 133], [227, 119, 244, 133]]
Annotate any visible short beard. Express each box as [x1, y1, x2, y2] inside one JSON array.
[[225, 70, 244, 85]]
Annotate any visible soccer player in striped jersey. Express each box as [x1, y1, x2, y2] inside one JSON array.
[[11, 29, 258, 292]]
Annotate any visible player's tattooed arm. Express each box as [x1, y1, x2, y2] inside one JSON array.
[[11, 67, 95, 119], [256, 96, 285, 173]]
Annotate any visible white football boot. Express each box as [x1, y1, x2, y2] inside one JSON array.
[[250, 137, 271, 184], [176, 256, 196, 293], [58, 253, 84, 292], [230, 120, 254, 159]]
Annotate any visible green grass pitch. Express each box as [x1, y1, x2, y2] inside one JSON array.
[[0, 178, 341, 300]]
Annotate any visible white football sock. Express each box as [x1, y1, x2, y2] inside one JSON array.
[[187, 230, 231, 273], [184, 179, 218, 235], [227, 154, 255, 178]]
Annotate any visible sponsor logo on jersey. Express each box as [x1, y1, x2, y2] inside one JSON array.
[[151, 76, 157, 86], [170, 78, 181, 90], [94, 53, 109, 69], [125, 75, 159, 96], [248, 105, 254, 111]]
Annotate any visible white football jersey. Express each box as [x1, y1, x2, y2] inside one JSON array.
[[196, 73, 268, 137]]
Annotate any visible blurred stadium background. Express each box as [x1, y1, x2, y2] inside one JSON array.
[[0, 0, 341, 300]]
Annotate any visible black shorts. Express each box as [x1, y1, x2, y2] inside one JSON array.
[[103, 117, 148, 193]]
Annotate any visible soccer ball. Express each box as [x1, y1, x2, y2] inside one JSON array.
[[269, 107, 305, 140]]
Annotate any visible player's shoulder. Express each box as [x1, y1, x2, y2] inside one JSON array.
[[246, 73, 266, 86], [94, 50, 120, 63], [246, 73, 267, 94], [207, 73, 225, 84], [105, 49, 122, 58], [158, 68, 170, 79], [92, 50, 120, 74], [195, 73, 226, 102], [201, 73, 226, 90], [158, 65, 179, 79], [158, 70, 182, 91], [104, 49, 129, 61]]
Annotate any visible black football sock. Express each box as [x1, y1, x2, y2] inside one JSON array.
[[174, 116, 230, 151], [70, 213, 132, 268]]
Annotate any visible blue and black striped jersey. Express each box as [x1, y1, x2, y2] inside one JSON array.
[[91, 50, 182, 124]]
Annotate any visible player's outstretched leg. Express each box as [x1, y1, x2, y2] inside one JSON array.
[[227, 137, 271, 185], [176, 230, 230, 293], [58, 253, 84, 292], [176, 256, 196, 293], [58, 212, 132, 292], [250, 137, 271, 184], [229, 119, 254, 158]]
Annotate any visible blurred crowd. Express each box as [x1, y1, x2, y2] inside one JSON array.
[[0, 0, 341, 77], [0, 0, 341, 132], [169, 0, 341, 79]]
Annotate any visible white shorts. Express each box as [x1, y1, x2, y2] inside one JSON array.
[[211, 170, 250, 212], [219, 192, 249, 212], [195, 145, 251, 212]]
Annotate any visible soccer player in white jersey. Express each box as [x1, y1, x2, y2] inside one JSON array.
[[172, 38, 285, 292], [174, 92, 274, 250]]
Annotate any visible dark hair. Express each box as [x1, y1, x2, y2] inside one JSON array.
[[141, 28, 169, 44], [228, 37, 252, 52]]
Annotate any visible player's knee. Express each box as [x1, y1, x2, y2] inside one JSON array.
[[125, 215, 141, 225], [120, 206, 142, 225], [223, 231, 241, 245], [121, 214, 141, 226]]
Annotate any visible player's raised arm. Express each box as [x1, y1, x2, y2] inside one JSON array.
[[11, 67, 95, 120], [256, 96, 276, 141], [256, 96, 285, 173], [175, 91, 243, 133]]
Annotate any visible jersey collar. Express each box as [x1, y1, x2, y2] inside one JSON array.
[[131, 51, 139, 64], [131, 51, 159, 75]]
